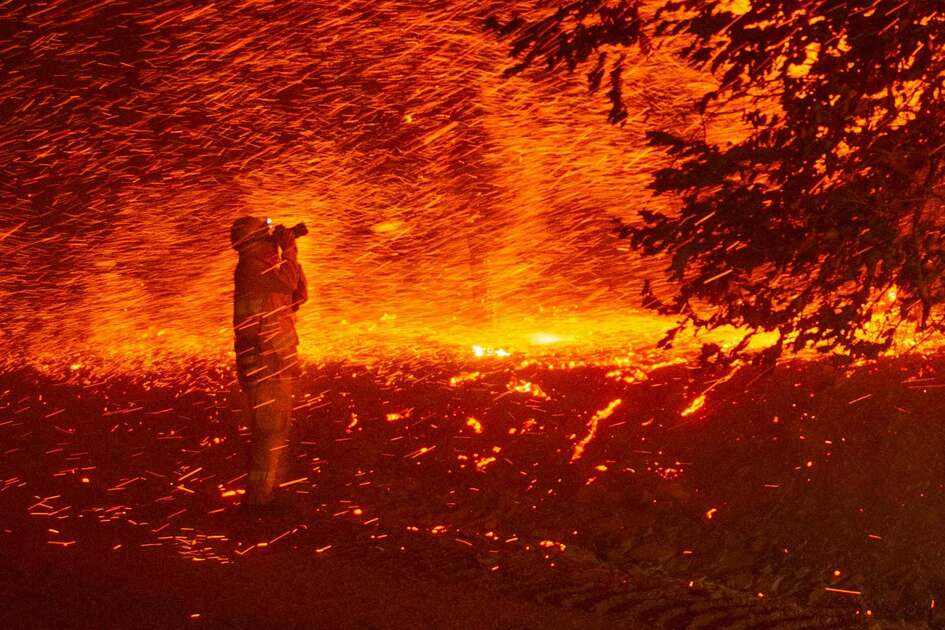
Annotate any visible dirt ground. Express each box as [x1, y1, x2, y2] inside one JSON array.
[[0, 515, 629, 629], [3, 352, 941, 628]]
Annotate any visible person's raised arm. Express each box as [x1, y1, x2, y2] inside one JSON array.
[[261, 231, 302, 294]]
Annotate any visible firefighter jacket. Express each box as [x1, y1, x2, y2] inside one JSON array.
[[233, 242, 307, 388]]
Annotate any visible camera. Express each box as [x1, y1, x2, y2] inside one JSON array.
[[272, 222, 308, 241]]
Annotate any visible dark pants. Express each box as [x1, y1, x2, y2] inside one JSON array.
[[243, 378, 293, 505]]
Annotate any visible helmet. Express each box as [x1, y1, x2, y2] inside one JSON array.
[[230, 216, 269, 251]]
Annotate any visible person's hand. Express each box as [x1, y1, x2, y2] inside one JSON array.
[[273, 225, 297, 252]]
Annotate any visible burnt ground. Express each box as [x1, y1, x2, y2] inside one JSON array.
[[2, 351, 943, 628]]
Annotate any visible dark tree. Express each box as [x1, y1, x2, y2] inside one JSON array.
[[490, 0, 945, 362]]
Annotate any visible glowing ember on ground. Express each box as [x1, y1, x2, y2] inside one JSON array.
[[681, 394, 706, 417], [465, 417, 483, 434], [570, 398, 622, 463]]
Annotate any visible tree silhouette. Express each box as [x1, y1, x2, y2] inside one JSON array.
[[489, 0, 945, 363]]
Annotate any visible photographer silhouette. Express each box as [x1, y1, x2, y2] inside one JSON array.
[[230, 216, 308, 509]]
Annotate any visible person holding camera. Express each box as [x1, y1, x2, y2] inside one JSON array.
[[229, 216, 308, 509]]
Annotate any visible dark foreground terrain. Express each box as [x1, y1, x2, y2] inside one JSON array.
[[2, 349, 943, 628]]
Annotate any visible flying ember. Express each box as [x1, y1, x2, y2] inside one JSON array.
[[0, 0, 719, 374]]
